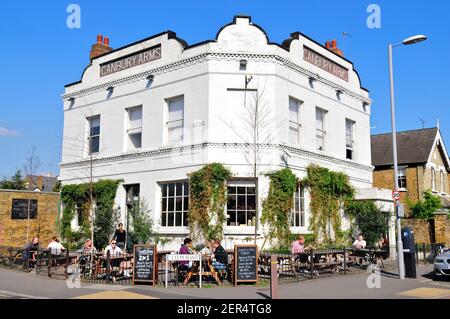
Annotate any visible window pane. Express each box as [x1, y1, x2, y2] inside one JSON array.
[[129, 107, 142, 129], [289, 99, 299, 122], [227, 211, 237, 226], [169, 97, 184, 121], [168, 124, 183, 143], [227, 195, 236, 210], [161, 213, 167, 226], [183, 213, 188, 227], [168, 184, 175, 196], [247, 211, 255, 225], [176, 183, 183, 196], [247, 187, 255, 195], [183, 197, 189, 211], [176, 197, 182, 211], [227, 186, 235, 195], [175, 212, 182, 227], [168, 197, 174, 211], [247, 195, 256, 210], [237, 211, 247, 226], [129, 133, 142, 149], [237, 195, 246, 210], [237, 187, 246, 194], [168, 213, 174, 227], [90, 136, 99, 153], [162, 197, 167, 211], [162, 184, 167, 197]]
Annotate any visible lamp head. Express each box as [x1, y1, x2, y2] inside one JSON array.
[[403, 35, 427, 45]]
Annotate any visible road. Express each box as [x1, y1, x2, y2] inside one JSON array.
[[0, 264, 448, 299]]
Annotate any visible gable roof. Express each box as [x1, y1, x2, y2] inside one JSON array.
[[26, 175, 59, 192], [371, 128, 438, 167]]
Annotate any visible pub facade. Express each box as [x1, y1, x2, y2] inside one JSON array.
[[60, 16, 376, 250]]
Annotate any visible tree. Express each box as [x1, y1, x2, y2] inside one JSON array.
[[127, 200, 154, 246], [0, 170, 26, 190], [220, 76, 279, 244], [345, 200, 389, 246], [407, 190, 442, 219], [23, 147, 42, 243]]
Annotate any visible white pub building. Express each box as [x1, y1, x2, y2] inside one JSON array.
[[61, 16, 394, 251]]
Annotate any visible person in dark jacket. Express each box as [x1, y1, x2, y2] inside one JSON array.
[[23, 237, 39, 269], [112, 223, 127, 250], [211, 239, 227, 270]]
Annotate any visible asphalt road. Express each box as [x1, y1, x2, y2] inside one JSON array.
[[0, 264, 448, 299]]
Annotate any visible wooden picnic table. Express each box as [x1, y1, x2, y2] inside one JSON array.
[[182, 254, 223, 286]]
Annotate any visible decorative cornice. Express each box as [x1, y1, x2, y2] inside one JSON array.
[[60, 142, 373, 172], [62, 52, 371, 104]]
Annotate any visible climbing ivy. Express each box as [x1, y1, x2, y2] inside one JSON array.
[[188, 163, 232, 244], [261, 168, 298, 248], [301, 165, 354, 246], [59, 179, 122, 249]]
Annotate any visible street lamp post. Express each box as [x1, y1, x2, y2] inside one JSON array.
[[388, 34, 427, 280]]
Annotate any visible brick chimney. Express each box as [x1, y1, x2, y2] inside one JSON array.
[[325, 39, 344, 57], [89, 34, 113, 61]]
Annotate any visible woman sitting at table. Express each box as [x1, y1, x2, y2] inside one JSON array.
[[178, 238, 195, 271], [291, 235, 306, 254]]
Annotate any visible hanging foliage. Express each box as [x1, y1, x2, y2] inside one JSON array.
[[59, 179, 122, 249], [261, 168, 298, 248], [188, 163, 232, 243], [301, 165, 354, 245]]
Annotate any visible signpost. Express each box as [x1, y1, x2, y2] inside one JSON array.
[[392, 191, 401, 201], [166, 254, 202, 288], [234, 245, 258, 285], [132, 245, 157, 286]]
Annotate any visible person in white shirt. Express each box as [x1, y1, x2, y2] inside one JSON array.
[[47, 237, 65, 255], [104, 240, 129, 280], [104, 240, 123, 257], [352, 234, 367, 249]]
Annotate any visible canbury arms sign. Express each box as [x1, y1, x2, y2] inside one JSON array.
[[100, 45, 161, 77], [303, 47, 348, 81]]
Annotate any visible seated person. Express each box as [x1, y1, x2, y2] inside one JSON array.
[[82, 239, 97, 254], [178, 238, 194, 271], [23, 237, 39, 268], [211, 239, 227, 270], [104, 240, 124, 269], [47, 237, 65, 256], [352, 234, 367, 249], [291, 235, 306, 254]]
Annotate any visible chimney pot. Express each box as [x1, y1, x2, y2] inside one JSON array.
[[103, 37, 110, 47], [97, 34, 103, 44], [332, 40, 337, 49]]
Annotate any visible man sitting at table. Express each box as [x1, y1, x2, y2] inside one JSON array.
[[211, 239, 228, 270], [352, 234, 367, 249]]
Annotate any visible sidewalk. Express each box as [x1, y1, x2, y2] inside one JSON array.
[[0, 264, 449, 299]]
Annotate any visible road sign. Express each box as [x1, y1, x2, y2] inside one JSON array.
[[392, 191, 401, 201], [397, 204, 405, 218]]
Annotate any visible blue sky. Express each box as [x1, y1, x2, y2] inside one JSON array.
[[0, 1, 449, 178]]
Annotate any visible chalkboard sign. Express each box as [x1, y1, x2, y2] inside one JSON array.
[[234, 245, 258, 284], [11, 199, 38, 219], [132, 245, 157, 285]]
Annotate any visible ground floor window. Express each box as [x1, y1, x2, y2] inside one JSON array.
[[226, 180, 256, 226], [291, 186, 305, 227], [160, 181, 189, 227]]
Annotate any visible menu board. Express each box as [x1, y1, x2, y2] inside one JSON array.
[[11, 199, 38, 219], [133, 245, 157, 285], [234, 245, 258, 284]]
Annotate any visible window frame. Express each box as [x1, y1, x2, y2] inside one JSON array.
[[87, 115, 101, 155], [160, 180, 189, 228], [291, 185, 305, 228], [288, 97, 302, 145], [431, 167, 436, 191], [226, 180, 256, 227], [315, 108, 327, 152], [345, 119, 355, 160], [166, 96, 184, 145], [397, 167, 407, 190], [126, 106, 143, 151]]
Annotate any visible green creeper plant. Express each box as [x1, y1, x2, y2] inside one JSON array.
[[407, 190, 442, 219], [188, 163, 232, 244], [261, 168, 298, 248]]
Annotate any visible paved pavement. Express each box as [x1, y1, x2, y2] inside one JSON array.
[[0, 264, 449, 299]]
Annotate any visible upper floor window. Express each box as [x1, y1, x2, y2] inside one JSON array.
[[289, 98, 302, 145], [345, 119, 355, 160], [127, 106, 142, 151], [160, 181, 189, 227], [291, 186, 305, 228], [440, 171, 445, 193], [227, 181, 256, 227], [315, 108, 327, 151], [431, 168, 436, 191], [167, 96, 184, 144], [398, 167, 407, 189], [88, 115, 100, 154]]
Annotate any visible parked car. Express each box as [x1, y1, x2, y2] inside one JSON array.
[[434, 249, 450, 280]]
